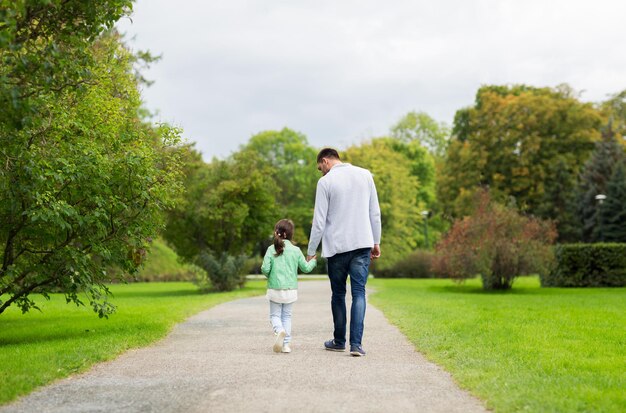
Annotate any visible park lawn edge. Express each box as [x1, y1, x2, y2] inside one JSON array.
[[368, 276, 626, 413], [0, 281, 265, 406], [368, 284, 489, 408]]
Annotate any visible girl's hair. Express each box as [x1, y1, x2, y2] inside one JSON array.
[[273, 219, 294, 256]]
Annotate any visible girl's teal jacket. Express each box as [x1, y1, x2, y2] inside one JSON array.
[[261, 240, 317, 289]]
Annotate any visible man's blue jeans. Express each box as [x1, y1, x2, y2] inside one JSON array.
[[327, 247, 371, 347]]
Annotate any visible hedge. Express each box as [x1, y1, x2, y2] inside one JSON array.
[[541, 243, 626, 287]]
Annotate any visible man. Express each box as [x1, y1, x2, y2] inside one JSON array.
[[307, 148, 381, 357]]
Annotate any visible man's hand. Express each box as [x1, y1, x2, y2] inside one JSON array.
[[371, 244, 381, 260], [306, 255, 316, 262]]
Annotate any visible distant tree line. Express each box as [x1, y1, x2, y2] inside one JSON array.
[[2, 1, 626, 313]]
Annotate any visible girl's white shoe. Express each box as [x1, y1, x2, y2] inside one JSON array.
[[273, 330, 286, 353], [281, 343, 291, 353]]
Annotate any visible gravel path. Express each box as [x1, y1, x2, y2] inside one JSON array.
[[2, 281, 488, 413]]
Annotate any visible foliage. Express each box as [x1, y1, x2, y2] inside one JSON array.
[[370, 277, 626, 413], [194, 252, 248, 292], [0, 22, 183, 317], [599, 89, 626, 147], [240, 128, 318, 246], [0, 281, 265, 405], [439, 84, 603, 225], [164, 146, 279, 262], [132, 238, 203, 282], [433, 190, 557, 290], [383, 138, 436, 207], [543, 243, 626, 287], [383, 137, 447, 247], [344, 138, 422, 268], [599, 162, 626, 242], [0, 0, 133, 125], [534, 157, 581, 242], [390, 111, 451, 158], [575, 129, 626, 242], [373, 249, 439, 278]]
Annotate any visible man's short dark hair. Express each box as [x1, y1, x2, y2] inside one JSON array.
[[317, 148, 340, 163]]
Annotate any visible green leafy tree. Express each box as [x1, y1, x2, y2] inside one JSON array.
[[599, 90, 626, 148], [344, 139, 421, 268], [0, 1, 133, 128], [439, 85, 603, 223], [380, 137, 445, 247], [391, 111, 451, 158], [384, 138, 436, 207], [164, 149, 279, 290], [0, 19, 182, 317], [240, 128, 318, 246]]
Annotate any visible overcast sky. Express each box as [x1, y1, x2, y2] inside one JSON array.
[[116, 0, 626, 160]]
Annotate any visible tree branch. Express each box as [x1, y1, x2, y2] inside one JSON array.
[[0, 278, 55, 315], [6, 229, 74, 289]]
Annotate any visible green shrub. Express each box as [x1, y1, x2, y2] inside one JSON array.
[[133, 238, 202, 282], [245, 257, 264, 275], [542, 243, 626, 287], [195, 251, 247, 292], [374, 250, 439, 278]]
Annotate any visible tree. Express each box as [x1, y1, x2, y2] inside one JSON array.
[[1, 1, 133, 129], [391, 111, 451, 158], [433, 190, 557, 290], [596, 161, 626, 242], [599, 90, 626, 149], [381, 137, 447, 247], [344, 139, 422, 268], [575, 127, 626, 242], [240, 128, 318, 246], [439, 85, 603, 221], [0, 22, 183, 316], [535, 157, 581, 242], [384, 138, 436, 207], [163, 148, 279, 289]]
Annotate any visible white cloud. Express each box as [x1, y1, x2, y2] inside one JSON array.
[[117, 0, 626, 159]]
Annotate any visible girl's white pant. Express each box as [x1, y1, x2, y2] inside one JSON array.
[[269, 301, 293, 344]]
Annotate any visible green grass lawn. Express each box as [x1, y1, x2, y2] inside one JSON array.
[[369, 276, 626, 413], [0, 281, 264, 405]]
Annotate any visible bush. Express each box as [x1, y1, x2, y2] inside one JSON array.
[[195, 252, 247, 292], [433, 189, 557, 290], [132, 238, 202, 282], [245, 257, 264, 275], [374, 250, 439, 278], [542, 243, 626, 287]]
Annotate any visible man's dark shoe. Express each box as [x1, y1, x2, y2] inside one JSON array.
[[324, 339, 346, 352], [350, 345, 366, 357]]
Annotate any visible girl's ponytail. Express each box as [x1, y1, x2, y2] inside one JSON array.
[[273, 232, 285, 256], [273, 219, 294, 257]]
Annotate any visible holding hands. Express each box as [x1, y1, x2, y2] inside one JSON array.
[[371, 244, 381, 260]]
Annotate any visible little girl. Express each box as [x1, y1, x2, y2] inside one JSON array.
[[261, 219, 317, 353]]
